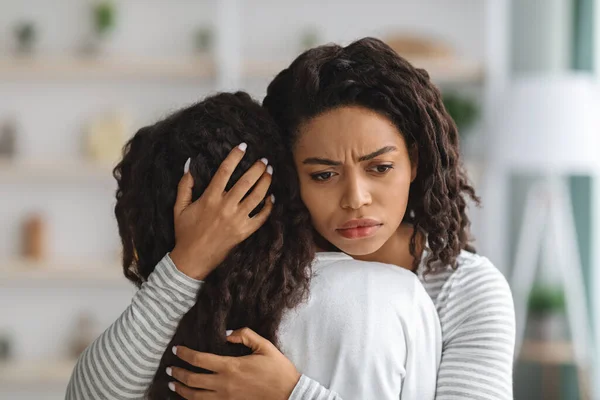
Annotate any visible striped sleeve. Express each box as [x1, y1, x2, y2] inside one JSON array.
[[434, 257, 516, 400], [288, 375, 343, 400], [65, 254, 203, 400]]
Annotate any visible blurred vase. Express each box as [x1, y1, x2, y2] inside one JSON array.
[[22, 213, 47, 261]]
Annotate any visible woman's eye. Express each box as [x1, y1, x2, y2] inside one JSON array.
[[311, 171, 335, 181], [371, 165, 393, 174]]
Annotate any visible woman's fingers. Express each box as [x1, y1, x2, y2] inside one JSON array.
[[173, 346, 229, 372], [169, 381, 218, 400], [169, 366, 218, 390], [226, 158, 269, 204], [245, 194, 274, 234], [174, 160, 194, 217], [238, 169, 272, 215], [204, 143, 247, 196]]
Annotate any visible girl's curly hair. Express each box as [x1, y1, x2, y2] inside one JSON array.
[[263, 37, 480, 273], [113, 92, 315, 399]]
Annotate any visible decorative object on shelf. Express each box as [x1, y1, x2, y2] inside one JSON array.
[[83, 111, 130, 164], [526, 284, 567, 342], [68, 313, 97, 359], [0, 333, 12, 361], [80, 0, 117, 55], [442, 92, 479, 138], [384, 34, 454, 61], [0, 118, 18, 158], [21, 213, 47, 261], [300, 27, 321, 51], [194, 26, 214, 54], [13, 21, 37, 55]]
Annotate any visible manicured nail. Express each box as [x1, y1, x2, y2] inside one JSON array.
[[266, 165, 273, 175], [183, 158, 190, 174], [226, 330, 233, 336], [238, 142, 247, 152], [166, 367, 172, 376], [172, 346, 177, 355], [168, 382, 176, 392], [270, 194, 276, 204], [260, 158, 268, 165]]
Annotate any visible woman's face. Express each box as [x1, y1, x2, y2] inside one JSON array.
[[293, 106, 417, 256]]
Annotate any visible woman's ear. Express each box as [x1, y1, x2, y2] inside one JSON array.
[[410, 146, 418, 182]]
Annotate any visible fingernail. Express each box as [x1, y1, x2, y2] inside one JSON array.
[[238, 142, 248, 152], [166, 367, 172, 376], [172, 346, 177, 355], [226, 329, 233, 336], [270, 194, 276, 204], [168, 382, 176, 392], [183, 158, 190, 174], [266, 165, 273, 175], [260, 158, 268, 165]]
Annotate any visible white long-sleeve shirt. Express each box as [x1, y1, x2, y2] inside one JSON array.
[[280, 252, 441, 399], [66, 249, 515, 400]]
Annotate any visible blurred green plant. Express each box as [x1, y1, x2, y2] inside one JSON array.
[[528, 284, 566, 314], [195, 27, 214, 53], [442, 92, 478, 136], [14, 21, 37, 53], [93, 1, 116, 36]]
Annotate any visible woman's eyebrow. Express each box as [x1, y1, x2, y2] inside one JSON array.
[[302, 146, 397, 166]]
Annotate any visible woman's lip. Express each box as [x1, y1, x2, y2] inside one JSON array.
[[336, 225, 382, 239], [338, 218, 382, 229]]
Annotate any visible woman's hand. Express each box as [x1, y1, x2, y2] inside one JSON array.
[[167, 328, 301, 400], [169, 143, 274, 280]]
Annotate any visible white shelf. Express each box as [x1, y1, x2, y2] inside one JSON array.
[[0, 359, 76, 385], [0, 258, 127, 286], [0, 56, 215, 81], [0, 158, 115, 182], [243, 57, 484, 84], [519, 340, 575, 365]]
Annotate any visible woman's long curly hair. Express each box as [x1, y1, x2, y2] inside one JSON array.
[[263, 37, 480, 273], [113, 92, 315, 399]]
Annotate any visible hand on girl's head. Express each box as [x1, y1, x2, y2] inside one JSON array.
[[169, 142, 275, 281]]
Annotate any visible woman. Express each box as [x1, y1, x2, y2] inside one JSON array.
[[68, 37, 515, 399], [66, 90, 440, 399], [169, 38, 515, 399]]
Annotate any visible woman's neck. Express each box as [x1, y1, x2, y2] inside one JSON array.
[[354, 223, 424, 271]]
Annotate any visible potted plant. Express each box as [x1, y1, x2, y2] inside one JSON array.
[[13, 21, 37, 55], [442, 92, 478, 139], [81, 1, 116, 55], [526, 284, 567, 341]]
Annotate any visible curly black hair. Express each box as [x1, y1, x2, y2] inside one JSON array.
[[113, 92, 315, 399], [263, 37, 480, 273]]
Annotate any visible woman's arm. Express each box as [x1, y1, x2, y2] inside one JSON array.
[[66, 254, 202, 399], [435, 259, 516, 400]]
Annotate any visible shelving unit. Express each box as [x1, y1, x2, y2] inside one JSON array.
[[0, 158, 115, 182], [0, 359, 76, 386], [0, 258, 126, 286], [0, 56, 215, 81]]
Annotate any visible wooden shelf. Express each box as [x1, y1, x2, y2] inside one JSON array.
[[0, 258, 127, 286], [243, 57, 484, 84], [0, 56, 215, 81], [519, 340, 575, 365], [0, 158, 115, 182], [0, 359, 76, 385]]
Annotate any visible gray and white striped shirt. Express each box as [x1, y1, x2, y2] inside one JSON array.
[[66, 250, 515, 400]]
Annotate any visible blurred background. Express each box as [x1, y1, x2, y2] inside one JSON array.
[[0, 0, 598, 399]]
